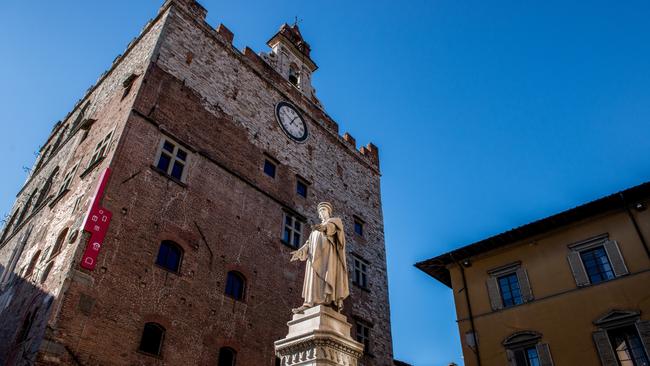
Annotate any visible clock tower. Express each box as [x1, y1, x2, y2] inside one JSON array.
[[261, 23, 320, 105]]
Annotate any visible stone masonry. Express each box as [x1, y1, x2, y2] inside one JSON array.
[[0, 1, 393, 365]]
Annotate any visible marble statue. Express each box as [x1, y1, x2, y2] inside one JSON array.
[[290, 202, 349, 313]]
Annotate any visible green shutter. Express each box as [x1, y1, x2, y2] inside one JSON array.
[[486, 276, 503, 311], [604, 240, 628, 277], [593, 329, 617, 366]]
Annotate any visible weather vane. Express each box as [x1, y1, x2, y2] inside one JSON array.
[[293, 16, 303, 27]]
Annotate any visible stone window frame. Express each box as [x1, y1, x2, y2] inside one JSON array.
[[351, 253, 370, 290], [263, 156, 278, 178], [218, 346, 237, 366], [52, 164, 79, 204], [281, 211, 305, 249], [566, 234, 628, 288], [153, 136, 191, 184], [353, 317, 373, 356], [138, 322, 166, 357], [0, 227, 32, 289], [353, 215, 365, 238], [486, 261, 534, 311], [155, 240, 184, 274], [86, 129, 114, 172], [503, 331, 554, 366], [592, 310, 650, 366], [296, 175, 309, 198]]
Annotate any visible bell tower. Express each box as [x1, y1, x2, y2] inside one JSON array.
[[261, 23, 319, 102]]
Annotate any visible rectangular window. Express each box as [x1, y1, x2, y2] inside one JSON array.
[[264, 159, 276, 178], [155, 138, 189, 182], [352, 255, 369, 289], [282, 212, 303, 248], [498, 273, 523, 308], [57, 165, 79, 197], [354, 217, 364, 237], [608, 326, 650, 366], [580, 246, 615, 284], [88, 131, 113, 168], [355, 320, 371, 353], [296, 178, 308, 198]]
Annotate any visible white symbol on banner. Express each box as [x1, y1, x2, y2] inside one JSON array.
[[93, 225, 101, 232], [102, 215, 108, 222], [92, 242, 101, 251], [92, 215, 98, 222], [84, 257, 94, 265], [99, 210, 104, 215]]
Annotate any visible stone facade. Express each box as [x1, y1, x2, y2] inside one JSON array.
[[0, 1, 393, 365]]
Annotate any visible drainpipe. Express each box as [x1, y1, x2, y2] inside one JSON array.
[[619, 193, 650, 260], [451, 253, 482, 366]]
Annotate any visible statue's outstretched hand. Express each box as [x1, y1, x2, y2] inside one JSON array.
[[290, 251, 299, 262]]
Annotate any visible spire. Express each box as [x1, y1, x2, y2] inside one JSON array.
[[267, 23, 315, 69]]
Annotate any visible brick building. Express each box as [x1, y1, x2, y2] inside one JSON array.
[[0, 1, 393, 365]]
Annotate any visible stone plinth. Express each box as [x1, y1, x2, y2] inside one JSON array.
[[275, 305, 364, 366]]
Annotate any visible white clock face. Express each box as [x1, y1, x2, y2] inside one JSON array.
[[275, 102, 308, 142]]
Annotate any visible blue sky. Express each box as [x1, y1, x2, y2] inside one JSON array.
[[1, 0, 649, 365]]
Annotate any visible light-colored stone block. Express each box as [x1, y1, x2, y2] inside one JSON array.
[[275, 305, 364, 366]]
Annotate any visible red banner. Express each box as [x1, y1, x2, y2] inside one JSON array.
[[80, 168, 112, 270]]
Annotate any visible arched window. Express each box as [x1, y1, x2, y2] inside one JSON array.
[[50, 228, 69, 259], [156, 240, 183, 273], [17, 190, 37, 225], [35, 167, 59, 208], [24, 250, 41, 278], [225, 271, 245, 301], [0, 210, 19, 242], [139, 322, 165, 356], [40, 262, 53, 284], [288, 63, 300, 86], [33, 146, 51, 173], [218, 347, 237, 366]]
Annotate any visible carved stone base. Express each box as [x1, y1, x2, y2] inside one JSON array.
[[275, 305, 364, 366]]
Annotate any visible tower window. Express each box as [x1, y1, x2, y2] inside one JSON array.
[[355, 319, 371, 353], [155, 137, 190, 182], [88, 131, 113, 169], [50, 228, 69, 259], [264, 159, 277, 178], [218, 347, 237, 366], [296, 178, 308, 198], [352, 255, 369, 289], [57, 165, 79, 198], [282, 213, 303, 248], [288, 63, 300, 86], [225, 271, 246, 301], [353, 217, 364, 237], [139, 322, 165, 356], [156, 240, 183, 273]]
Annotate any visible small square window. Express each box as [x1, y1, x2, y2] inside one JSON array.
[[264, 159, 276, 178], [154, 138, 190, 182], [296, 179, 308, 198], [354, 218, 364, 237]]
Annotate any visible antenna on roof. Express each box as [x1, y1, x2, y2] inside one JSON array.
[[293, 16, 303, 27]]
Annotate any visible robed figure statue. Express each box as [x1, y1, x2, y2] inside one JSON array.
[[290, 202, 349, 313]]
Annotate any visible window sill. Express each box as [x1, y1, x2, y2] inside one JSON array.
[[48, 190, 70, 209], [80, 157, 105, 179], [154, 264, 181, 276], [353, 283, 371, 293], [150, 166, 187, 188], [280, 240, 300, 250], [224, 294, 246, 303], [136, 350, 163, 359]]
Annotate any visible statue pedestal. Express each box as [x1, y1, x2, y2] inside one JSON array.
[[275, 305, 364, 366]]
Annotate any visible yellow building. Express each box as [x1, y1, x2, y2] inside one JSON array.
[[417, 182, 650, 366]]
